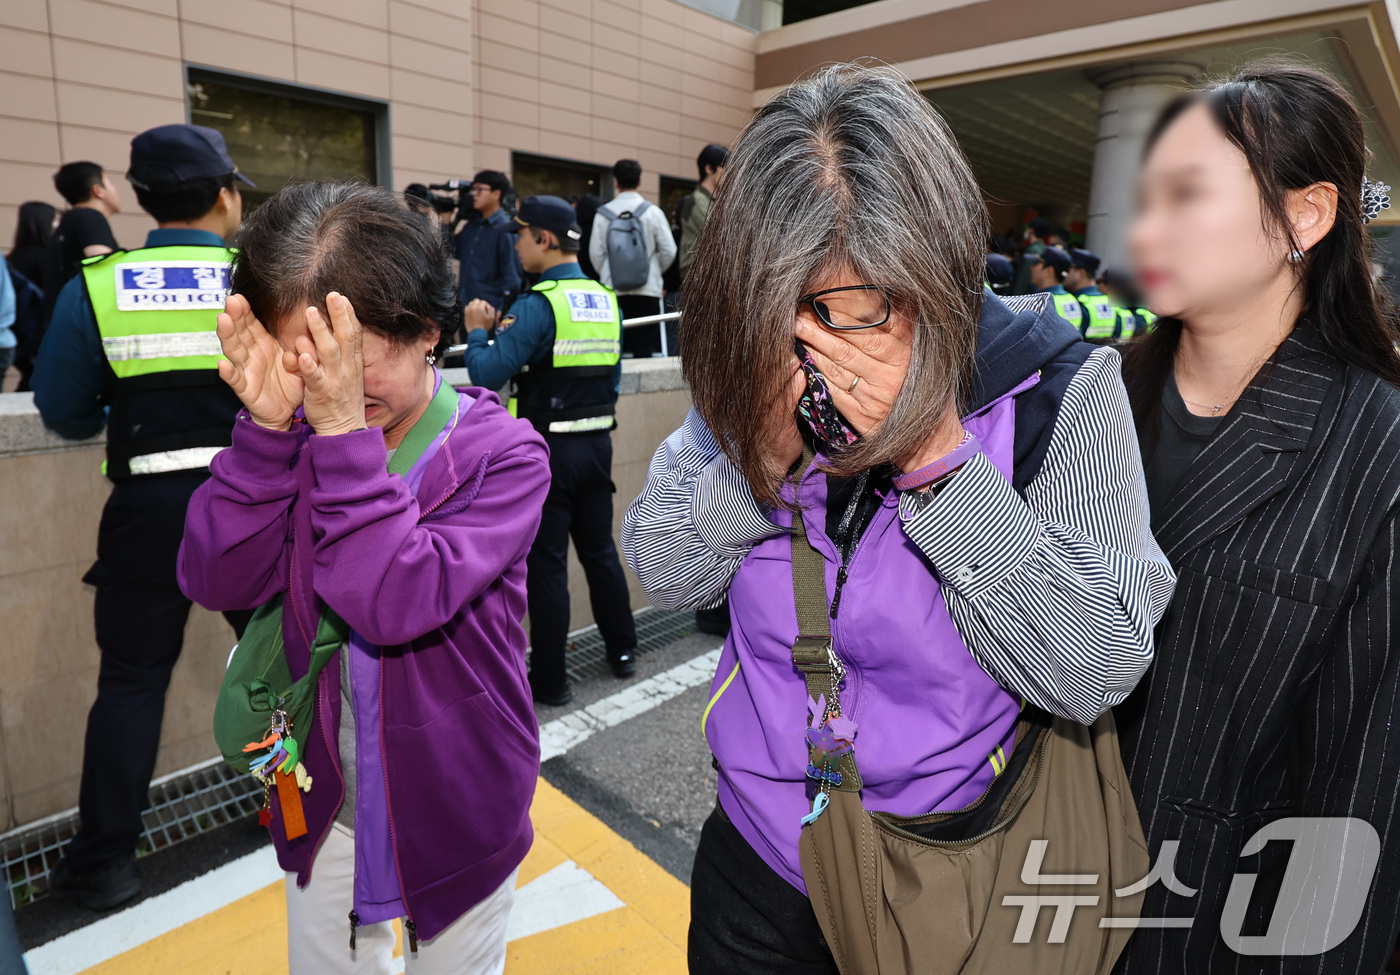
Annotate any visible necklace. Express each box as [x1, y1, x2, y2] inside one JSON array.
[[1181, 396, 1228, 416]]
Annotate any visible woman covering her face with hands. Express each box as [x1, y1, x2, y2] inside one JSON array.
[[178, 181, 550, 975], [621, 64, 1174, 972]]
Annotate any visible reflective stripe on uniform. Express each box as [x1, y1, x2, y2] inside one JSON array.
[[126, 446, 224, 475], [553, 338, 622, 357], [546, 415, 615, 433], [102, 331, 223, 362]]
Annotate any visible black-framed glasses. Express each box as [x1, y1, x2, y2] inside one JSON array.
[[799, 285, 892, 330]]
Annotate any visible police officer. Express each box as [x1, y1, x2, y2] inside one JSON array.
[[1099, 266, 1157, 338], [1066, 248, 1119, 344], [462, 196, 638, 707], [1029, 246, 1083, 332], [32, 124, 254, 909]]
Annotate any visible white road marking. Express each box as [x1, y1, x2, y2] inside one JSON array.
[[539, 648, 723, 762], [24, 647, 723, 974], [389, 860, 625, 973], [23, 846, 282, 975]]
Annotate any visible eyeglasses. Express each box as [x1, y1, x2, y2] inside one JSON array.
[[798, 285, 892, 330]]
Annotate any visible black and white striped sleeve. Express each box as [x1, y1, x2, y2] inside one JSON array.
[[621, 407, 782, 610], [898, 346, 1176, 724]]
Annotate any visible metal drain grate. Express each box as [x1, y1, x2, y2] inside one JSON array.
[[0, 606, 701, 909], [561, 606, 698, 682], [2, 758, 262, 910]]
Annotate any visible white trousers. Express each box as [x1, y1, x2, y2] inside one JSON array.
[[286, 822, 517, 975]]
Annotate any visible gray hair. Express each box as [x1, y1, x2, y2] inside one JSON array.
[[678, 62, 989, 508]]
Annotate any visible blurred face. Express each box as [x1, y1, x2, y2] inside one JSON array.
[[1130, 101, 1284, 319], [1029, 260, 1057, 291], [274, 313, 439, 438], [470, 183, 501, 214], [96, 174, 122, 213]]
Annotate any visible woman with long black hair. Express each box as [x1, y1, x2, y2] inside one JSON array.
[[1116, 60, 1400, 972]]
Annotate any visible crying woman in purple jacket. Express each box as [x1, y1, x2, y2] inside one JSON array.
[[177, 181, 551, 974]]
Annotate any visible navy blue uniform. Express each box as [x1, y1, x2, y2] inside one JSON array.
[[464, 263, 636, 699]]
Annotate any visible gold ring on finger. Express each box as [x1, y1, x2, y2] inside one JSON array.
[[846, 375, 861, 393]]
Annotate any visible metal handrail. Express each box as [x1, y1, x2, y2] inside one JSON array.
[[443, 311, 682, 357]]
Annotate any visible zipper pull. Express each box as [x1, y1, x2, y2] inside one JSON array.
[[348, 910, 359, 950], [405, 918, 419, 953], [829, 566, 848, 619]]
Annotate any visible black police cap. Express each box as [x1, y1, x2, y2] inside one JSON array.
[[1069, 248, 1101, 276], [510, 195, 583, 244], [1038, 246, 1071, 276], [127, 124, 255, 191]]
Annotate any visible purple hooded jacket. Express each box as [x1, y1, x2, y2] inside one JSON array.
[[178, 385, 550, 940], [707, 374, 1035, 891]]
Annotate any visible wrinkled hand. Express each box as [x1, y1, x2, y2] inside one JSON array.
[[793, 318, 963, 473], [768, 356, 806, 474], [216, 294, 304, 431], [294, 292, 366, 437], [464, 299, 499, 333]]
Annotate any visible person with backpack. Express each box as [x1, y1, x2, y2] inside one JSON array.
[[590, 159, 677, 357]]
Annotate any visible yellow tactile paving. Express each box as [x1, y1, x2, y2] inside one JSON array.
[[75, 778, 689, 975]]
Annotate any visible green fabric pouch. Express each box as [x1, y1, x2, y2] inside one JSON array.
[[214, 598, 348, 774]]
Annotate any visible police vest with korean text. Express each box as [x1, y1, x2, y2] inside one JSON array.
[[1078, 290, 1119, 341], [81, 245, 242, 480], [511, 277, 623, 435], [1049, 291, 1083, 331]]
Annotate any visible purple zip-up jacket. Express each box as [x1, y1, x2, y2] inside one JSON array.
[[707, 376, 1033, 890], [178, 385, 550, 940]]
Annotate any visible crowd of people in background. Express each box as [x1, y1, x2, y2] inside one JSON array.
[[985, 216, 1157, 345]]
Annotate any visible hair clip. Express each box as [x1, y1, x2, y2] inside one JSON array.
[[1362, 177, 1391, 224]]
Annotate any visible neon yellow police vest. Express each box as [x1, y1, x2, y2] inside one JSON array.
[[1079, 292, 1119, 341], [81, 245, 234, 476], [82, 245, 233, 381], [535, 278, 623, 370], [513, 277, 622, 433], [1050, 291, 1083, 331]]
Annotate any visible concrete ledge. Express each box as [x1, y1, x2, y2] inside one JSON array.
[[0, 358, 688, 459], [0, 392, 104, 458]]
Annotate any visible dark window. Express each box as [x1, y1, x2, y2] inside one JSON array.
[[512, 152, 611, 202], [781, 0, 876, 24], [659, 175, 697, 225], [186, 68, 386, 210]]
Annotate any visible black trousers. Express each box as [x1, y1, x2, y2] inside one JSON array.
[[526, 431, 637, 696], [619, 294, 665, 359], [689, 806, 838, 974], [67, 475, 251, 870]]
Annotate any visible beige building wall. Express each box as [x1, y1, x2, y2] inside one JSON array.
[[468, 0, 756, 201], [0, 368, 692, 831], [0, 0, 756, 247]]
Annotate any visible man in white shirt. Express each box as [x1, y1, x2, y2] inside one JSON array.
[[590, 159, 678, 357]]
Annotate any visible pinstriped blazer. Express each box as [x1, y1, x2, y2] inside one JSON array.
[[1114, 320, 1400, 974]]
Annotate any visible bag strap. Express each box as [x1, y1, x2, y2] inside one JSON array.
[[388, 379, 459, 476], [790, 445, 862, 792]]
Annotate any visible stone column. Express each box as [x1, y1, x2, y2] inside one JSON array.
[[1085, 60, 1204, 272]]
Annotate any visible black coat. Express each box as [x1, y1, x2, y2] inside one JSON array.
[[1115, 320, 1400, 973]]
